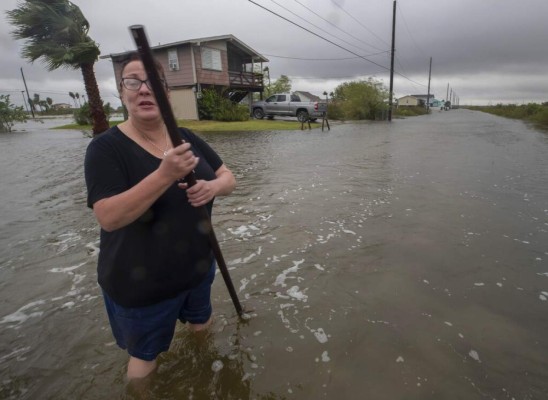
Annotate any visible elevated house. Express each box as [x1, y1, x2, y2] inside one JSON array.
[[102, 34, 268, 120]]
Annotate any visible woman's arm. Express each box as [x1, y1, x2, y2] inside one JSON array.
[[179, 164, 236, 207], [93, 143, 199, 232]]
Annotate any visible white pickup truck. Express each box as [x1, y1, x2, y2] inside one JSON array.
[[251, 93, 325, 122]]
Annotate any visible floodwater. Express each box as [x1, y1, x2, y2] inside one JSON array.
[[1, 111, 548, 399]]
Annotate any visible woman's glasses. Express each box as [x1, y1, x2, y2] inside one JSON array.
[[120, 77, 166, 91]]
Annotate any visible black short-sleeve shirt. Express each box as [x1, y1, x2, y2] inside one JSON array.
[[84, 126, 223, 307]]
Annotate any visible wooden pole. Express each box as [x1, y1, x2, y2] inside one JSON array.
[[20, 67, 34, 118], [388, 0, 396, 122], [426, 57, 432, 113], [129, 25, 244, 317]]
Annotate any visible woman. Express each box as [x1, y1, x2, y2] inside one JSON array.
[[84, 52, 235, 379]]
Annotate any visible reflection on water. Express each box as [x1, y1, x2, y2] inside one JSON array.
[[1, 112, 548, 399]]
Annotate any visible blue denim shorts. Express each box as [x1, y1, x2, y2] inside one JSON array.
[[103, 262, 215, 361]]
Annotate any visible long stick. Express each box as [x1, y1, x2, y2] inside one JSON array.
[[129, 25, 243, 316]]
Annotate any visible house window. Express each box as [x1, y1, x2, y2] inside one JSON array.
[[201, 47, 222, 71], [168, 49, 179, 71]]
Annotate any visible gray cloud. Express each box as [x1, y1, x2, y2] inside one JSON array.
[[1, 0, 547, 107]]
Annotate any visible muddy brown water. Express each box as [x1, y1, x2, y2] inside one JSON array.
[[1, 111, 548, 399]]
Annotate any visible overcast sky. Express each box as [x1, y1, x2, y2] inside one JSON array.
[[1, 0, 547, 108]]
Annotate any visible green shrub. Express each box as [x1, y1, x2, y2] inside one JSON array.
[[73, 102, 112, 126], [0, 94, 27, 132], [197, 89, 249, 122], [394, 106, 428, 117], [325, 102, 344, 120], [531, 107, 548, 125]]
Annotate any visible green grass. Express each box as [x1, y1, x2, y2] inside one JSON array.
[[465, 103, 548, 128], [54, 118, 321, 132]]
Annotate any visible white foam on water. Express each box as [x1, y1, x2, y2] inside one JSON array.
[[0, 300, 46, 325], [50, 231, 82, 253], [229, 246, 263, 266], [312, 328, 328, 343], [287, 286, 308, 302], [86, 241, 100, 256], [228, 225, 259, 238], [211, 360, 224, 372], [273, 259, 305, 287], [315, 351, 330, 363], [0, 346, 31, 363], [444, 321, 453, 327], [239, 278, 249, 292], [474, 282, 485, 287], [396, 356, 404, 363], [314, 264, 325, 271], [469, 350, 481, 362], [49, 261, 87, 273]]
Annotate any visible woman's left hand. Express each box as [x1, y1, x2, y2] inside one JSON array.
[[178, 179, 216, 207]]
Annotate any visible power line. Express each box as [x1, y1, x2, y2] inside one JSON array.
[[250, 0, 389, 71], [396, 2, 428, 59], [263, 50, 390, 61], [330, 0, 390, 48], [291, 0, 387, 52], [288, 71, 388, 80], [249, 0, 427, 87], [268, 0, 377, 55]]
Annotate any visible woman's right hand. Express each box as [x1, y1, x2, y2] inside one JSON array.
[[158, 142, 199, 182]]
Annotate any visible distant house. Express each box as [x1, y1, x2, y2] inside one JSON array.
[[398, 95, 423, 106], [52, 103, 71, 110], [429, 98, 443, 108], [398, 94, 437, 107], [102, 34, 268, 120]]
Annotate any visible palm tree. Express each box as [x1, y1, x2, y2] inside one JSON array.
[[68, 91, 77, 108], [33, 93, 42, 112], [6, 0, 109, 136]]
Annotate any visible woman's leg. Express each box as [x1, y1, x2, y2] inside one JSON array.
[[188, 316, 212, 332], [127, 356, 157, 380]]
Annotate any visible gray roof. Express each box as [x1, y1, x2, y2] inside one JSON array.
[[101, 34, 268, 63]]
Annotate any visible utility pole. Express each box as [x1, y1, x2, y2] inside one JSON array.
[[426, 57, 432, 113], [21, 90, 29, 113], [388, 0, 396, 122], [446, 83, 449, 105], [20, 67, 34, 118]]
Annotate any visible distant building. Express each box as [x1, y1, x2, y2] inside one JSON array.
[[398, 95, 424, 106], [52, 103, 72, 110], [398, 94, 437, 107], [429, 99, 443, 108]]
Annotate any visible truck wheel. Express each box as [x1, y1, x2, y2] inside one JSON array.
[[297, 110, 309, 123], [253, 108, 265, 119]]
